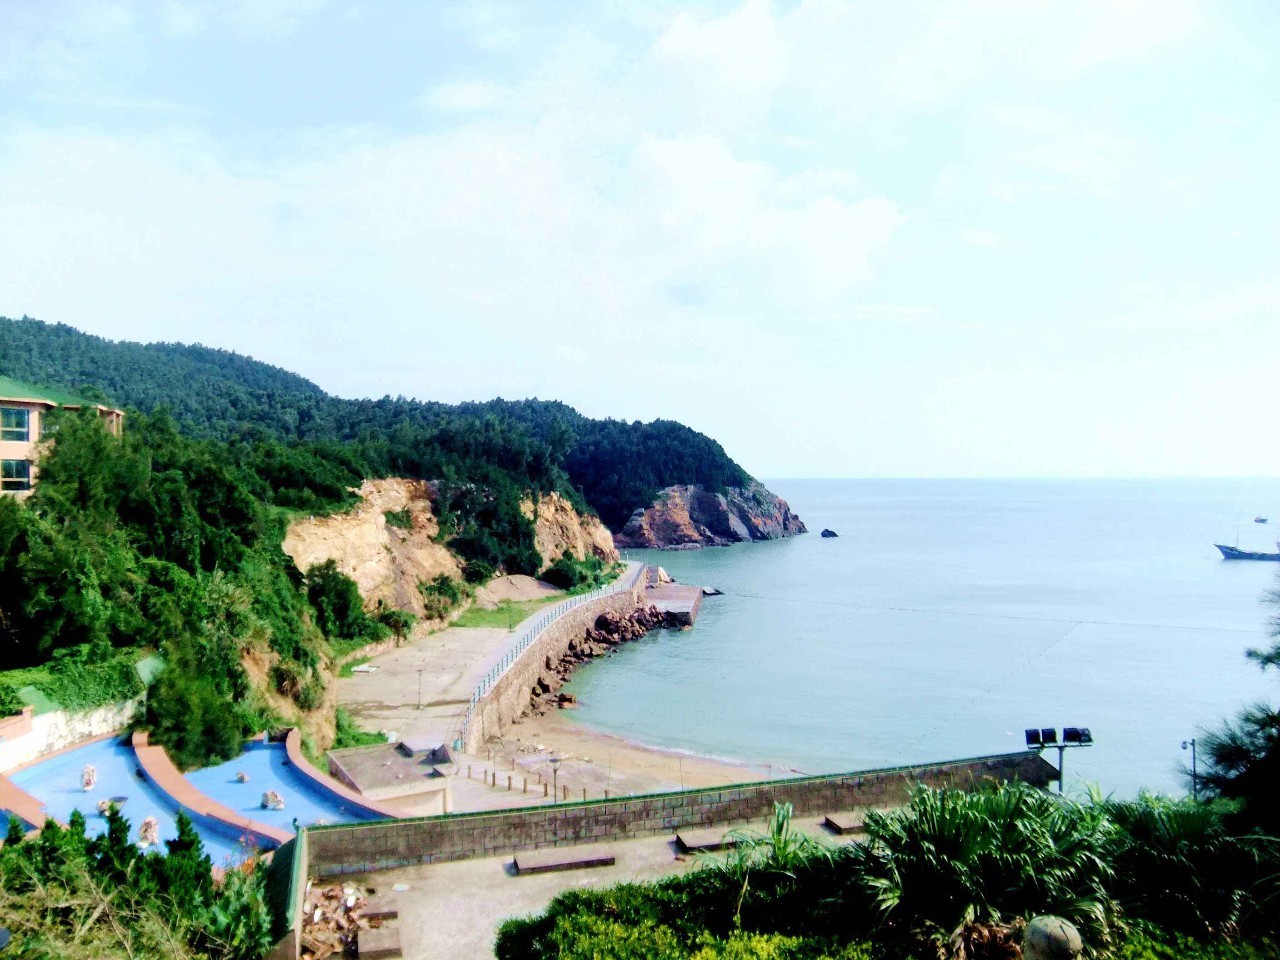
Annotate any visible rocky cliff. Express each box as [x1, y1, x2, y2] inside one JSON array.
[[282, 481, 619, 623], [523, 492, 619, 567], [614, 481, 806, 549], [283, 478, 462, 623]]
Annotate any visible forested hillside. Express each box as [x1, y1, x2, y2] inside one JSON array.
[[0, 317, 750, 528]]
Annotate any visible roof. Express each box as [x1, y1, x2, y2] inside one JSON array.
[[0, 374, 122, 413]]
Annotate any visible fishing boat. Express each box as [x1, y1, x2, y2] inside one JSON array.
[[1255, 516, 1268, 524], [1215, 543, 1280, 561]]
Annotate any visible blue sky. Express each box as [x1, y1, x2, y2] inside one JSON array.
[[2, 1, 1277, 478]]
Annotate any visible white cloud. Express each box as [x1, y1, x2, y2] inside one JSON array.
[[960, 229, 999, 248], [422, 81, 503, 114]]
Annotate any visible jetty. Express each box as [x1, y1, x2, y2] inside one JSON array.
[[645, 565, 703, 627]]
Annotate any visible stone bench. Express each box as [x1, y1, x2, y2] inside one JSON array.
[[675, 828, 738, 853], [513, 847, 616, 875], [358, 925, 402, 959], [362, 897, 399, 922], [822, 811, 868, 836]]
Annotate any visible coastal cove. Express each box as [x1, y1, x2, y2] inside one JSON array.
[[561, 478, 1280, 797]]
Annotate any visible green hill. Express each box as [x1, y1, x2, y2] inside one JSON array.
[[0, 316, 750, 528]]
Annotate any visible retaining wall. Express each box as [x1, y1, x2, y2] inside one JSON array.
[[462, 573, 647, 753], [305, 751, 1056, 875], [0, 698, 142, 773]]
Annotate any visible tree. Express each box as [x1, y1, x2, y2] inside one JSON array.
[[1198, 585, 1280, 833]]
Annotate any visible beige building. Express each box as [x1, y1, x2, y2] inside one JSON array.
[[0, 375, 124, 499]]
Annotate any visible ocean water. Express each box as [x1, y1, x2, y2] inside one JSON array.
[[563, 479, 1280, 797]]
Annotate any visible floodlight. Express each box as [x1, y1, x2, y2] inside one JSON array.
[[1025, 728, 1042, 748], [1040, 728, 1058, 745], [1077, 728, 1092, 745], [1063, 727, 1082, 744]]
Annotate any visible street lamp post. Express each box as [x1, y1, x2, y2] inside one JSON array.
[[550, 756, 561, 801], [1182, 738, 1198, 801]]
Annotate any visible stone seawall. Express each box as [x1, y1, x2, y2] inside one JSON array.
[[462, 572, 646, 754], [305, 751, 1057, 875]]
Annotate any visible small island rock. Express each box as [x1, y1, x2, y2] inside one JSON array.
[[820, 529, 839, 538]]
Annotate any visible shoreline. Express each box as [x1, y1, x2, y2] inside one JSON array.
[[489, 710, 788, 799]]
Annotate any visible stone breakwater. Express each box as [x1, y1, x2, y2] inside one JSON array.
[[525, 606, 671, 717]]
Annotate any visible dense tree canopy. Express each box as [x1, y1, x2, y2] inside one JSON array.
[[0, 316, 753, 528]]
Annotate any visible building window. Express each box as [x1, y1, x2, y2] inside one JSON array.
[[1, 408, 30, 442], [1, 460, 30, 491]]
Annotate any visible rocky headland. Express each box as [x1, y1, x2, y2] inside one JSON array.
[[614, 481, 806, 549]]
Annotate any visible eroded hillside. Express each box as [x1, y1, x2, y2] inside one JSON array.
[[283, 480, 617, 624]]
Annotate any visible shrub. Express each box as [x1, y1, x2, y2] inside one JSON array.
[[541, 553, 606, 590], [1104, 793, 1280, 939], [419, 574, 468, 619], [846, 782, 1118, 952], [383, 508, 412, 530]]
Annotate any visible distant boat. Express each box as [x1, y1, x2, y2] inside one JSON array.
[[1215, 543, 1280, 561], [1255, 516, 1268, 524]]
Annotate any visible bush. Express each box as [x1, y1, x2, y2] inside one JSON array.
[[419, 574, 469, 620], [541, 553, 606, 590], [848, 783, 1118, 950], [383, 508, 412, 530], [333, 707, 385, 750], [1104, 793, 1280, 939]]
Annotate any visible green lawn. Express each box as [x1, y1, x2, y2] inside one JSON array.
[[452, 594, 565, 629]]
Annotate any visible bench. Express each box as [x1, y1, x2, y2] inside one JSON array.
[[358, 925, 402, 960], [362, 897, 399, 922], [822, 811, 868, 836], [675, 828, 738, 853], [513, 847, 616, 875]]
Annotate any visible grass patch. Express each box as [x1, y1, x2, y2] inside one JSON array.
[[338, 657, 372, 678], [333, 707, 386, 750], [452, 594, 564, 629]]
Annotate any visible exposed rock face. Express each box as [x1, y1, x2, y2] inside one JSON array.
[[525, 607, 671, 716], [614, 481, 806, 549], [523, 492, 619, 567], [282, 478, 462, 622], [283, 481, 619, 624]]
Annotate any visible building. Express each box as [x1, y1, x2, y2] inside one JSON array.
[[0, 375, 124, 499]]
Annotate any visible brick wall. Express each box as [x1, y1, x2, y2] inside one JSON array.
[[305, 751, 1056, 876]]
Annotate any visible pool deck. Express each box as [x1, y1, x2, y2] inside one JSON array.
[[0, 771, 59, 831]]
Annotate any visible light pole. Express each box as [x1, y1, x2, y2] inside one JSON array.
[[1182, 738, 1198, 801], [1026, 727, 1093, 794], [416, 668, 424, 711], [550, 756, 561, 801]]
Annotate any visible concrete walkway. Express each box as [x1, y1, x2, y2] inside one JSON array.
[[337, 625, 511, 753], [336, 812, 854, 960]]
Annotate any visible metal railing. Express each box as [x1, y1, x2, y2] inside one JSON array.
[[457, 561, 645, 744]]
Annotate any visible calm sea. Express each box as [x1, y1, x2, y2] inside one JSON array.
[[563, 479, 1280, 797]]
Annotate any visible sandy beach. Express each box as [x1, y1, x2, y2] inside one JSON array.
[[486, 710, 780, 800]]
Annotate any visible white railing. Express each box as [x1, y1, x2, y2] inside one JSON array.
[[458, 561, 645, 743]]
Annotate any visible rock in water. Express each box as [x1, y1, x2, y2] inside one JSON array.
[[1023, 917, 1082, 960], [820, 529, 838, 538]]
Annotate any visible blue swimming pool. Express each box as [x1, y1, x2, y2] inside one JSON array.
[[184, 741, 383, 832], [8, 738, 251, 866]]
